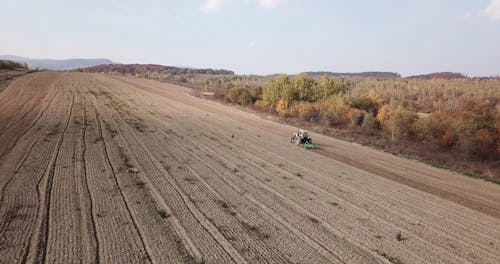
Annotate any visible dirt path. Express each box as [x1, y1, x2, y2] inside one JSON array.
[[0, 71, 499, 264]]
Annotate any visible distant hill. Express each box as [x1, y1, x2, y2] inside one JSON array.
[[407, 72, 467, 80], [0, 55, 113, 70], [304, 71, 401, 78], [81, 64, 234, 75]]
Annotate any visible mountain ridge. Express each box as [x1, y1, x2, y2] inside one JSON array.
[[0, 55, 113, 70]]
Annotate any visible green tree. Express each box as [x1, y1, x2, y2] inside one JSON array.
[[225, 87, 252, 105], [263, 74, 292, 107], [386, 101, 416, 141], [315, 76, 347, 101], [292, 74, 317, 102]]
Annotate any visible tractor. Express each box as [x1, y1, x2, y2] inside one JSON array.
[[290, 129, 314, 149]]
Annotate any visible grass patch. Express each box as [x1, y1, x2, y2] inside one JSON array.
[[46, 127, 60, 136], [309, 217, 320, 224], [125, 118, 146, 133], [4, 205, 27, 224], [218, 200, 230, 209], [118, 147, 133, 170], [127, 167, 139, 174], [183, 177, 197, 184], [396, 232, 407, 242], [109, 129, 119, 138], [158, 209, 170, 219], [103, 120, 119, 138], [136, 180, 146, 188], [241, 222, 270, 240], [373, 249, 402, 264]]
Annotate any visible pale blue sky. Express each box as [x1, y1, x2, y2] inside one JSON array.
[[1, 0, 499, 76]]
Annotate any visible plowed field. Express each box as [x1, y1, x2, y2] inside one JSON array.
[[1, 72, 499, 264]]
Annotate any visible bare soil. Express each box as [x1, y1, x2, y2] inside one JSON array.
[[1, 71, 499, 264]]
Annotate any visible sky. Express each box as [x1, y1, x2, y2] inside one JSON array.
[[1, 0, 500, 76]]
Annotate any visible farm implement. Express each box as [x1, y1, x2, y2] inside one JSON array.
[[290, 129, 316, 149]]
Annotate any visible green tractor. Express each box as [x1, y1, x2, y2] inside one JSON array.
[[290, 129, 314, 149]]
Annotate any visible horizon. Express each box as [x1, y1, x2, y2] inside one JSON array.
[[1, 0, 500, 76]]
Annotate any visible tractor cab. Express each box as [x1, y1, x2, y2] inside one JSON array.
[[298, 130, 309, 139], [290, 129, 313, 148]]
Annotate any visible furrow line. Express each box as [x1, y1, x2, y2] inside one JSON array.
[[158, 129, 348, 264], [25, 92, 74, 264], [147, 92, 500, 250], [82, 92, 151, 263], [113, 88, 424, 263], [0, 85, 67, 263], [197, 130, 481, 263], [94, 111, 153, 264], [100, 80, 364, 261], [87, 81, 194, 264], [79, 95, 100, 264], [0, 73, 59, 160], [95, 82, 246, 264]]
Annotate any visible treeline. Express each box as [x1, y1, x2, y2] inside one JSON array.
[[225, 74, 500, 162], [0, 60, 28, 70], [407, 72, 466, 80], [304, 71, 401, 78], [80, 64, 234, 76]]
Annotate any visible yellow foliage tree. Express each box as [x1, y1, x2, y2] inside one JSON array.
[[275, 99, 290, 115], [376, 104, 391, 122]]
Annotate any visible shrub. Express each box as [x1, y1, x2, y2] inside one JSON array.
[[0, 60, 26, 70], [296, 102, 319, 122], [413, 113, 447, 148], [317, 95, 350, 127], [376, 104, 391, 122], [225, 87, 252, 105], [347, 109, 365, 128], [293, 74, 317, 102], [254, 100, 268, 111], [250, 86, 263, 102], [350, 96, 379, 115], [275, 99, 290, 115], [379, 101, 416, 141], [263, 74, 293, 107], [474, 128, 497, 158], [315, 76, 347, 100], [361, 113, 377, 132], [366, 89, 385, 106], [388, 107, 416, 140], [449, 112, 496, 159]]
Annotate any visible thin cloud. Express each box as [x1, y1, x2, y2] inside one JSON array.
[[258, 0, 284, 9], [484, 0, 500, 20], [200, 0, 284, 14], [248, 40, 257, 47], [200, 0, 231, 14]]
